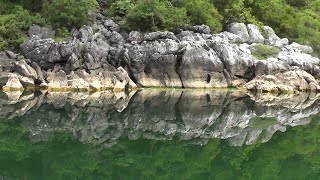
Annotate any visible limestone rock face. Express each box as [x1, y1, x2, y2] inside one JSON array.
[[247, 24, 264, 43], [2, 19, 320, 91], [177, 42, 226, 88], [182, 25, 211, 34], [263, 26, 280, 45], [13, 60, 38, 81], [228, 23, 249, 43], [128, 31, 143, 43], [3, 77, 24, 91], [103, 20, 120, 32], [144, 31, 177, 41], [46, 70, 69, 89], [20, 37, 73, 69], [244, 70, 320, 92], [28, 25, 55, 39]]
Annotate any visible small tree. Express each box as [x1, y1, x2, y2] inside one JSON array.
[[126, 0, 188, 31], [43, 0, 97, 29], [176, 0, 223, 33]]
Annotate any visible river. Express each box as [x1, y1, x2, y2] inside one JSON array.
[[0, 89, 319, 179]]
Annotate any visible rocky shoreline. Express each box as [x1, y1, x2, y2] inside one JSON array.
[[1, 16, 320, 92]]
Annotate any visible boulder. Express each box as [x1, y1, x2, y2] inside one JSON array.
[[212, 42, 254, 78], [144, 31, 177, 41], [247, 24, 264, 44], [275, 38, 289, 48], [104, 20, 120, 32], [113, 67, 137, 91], [78, 25, 94, 42], [13, 60, 38, 80], [20, 37, 73, 69], [244, 70, 320, 92], [182, 25, 211, 34], [228, 23, 249, 43], [128, 31, 143, 43], [46, 70, 69, 89], [5, 50, 17, 59], [28, 25, 55, 39], [68, 71, 90, 90], [3, 77, 24, 91], [285, 42, 313, 54], [263, 26, 280, 45]]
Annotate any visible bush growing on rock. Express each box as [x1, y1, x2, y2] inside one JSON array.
[[43, 0, 98, 29], [0, 3, 45, 51], [125, 0, 189, 31], [251, 44, 280, 60], [174, 0, 223, 33]]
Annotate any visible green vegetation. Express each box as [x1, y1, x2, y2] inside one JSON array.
[[43, 0, 97, 29], [0, 0, 97, 51], [0, 2, 45, 51], [1, 0, 320, 53], [251, 44, 280, 60], [106, 0, 320, 52], [1, 115, 320, 179]]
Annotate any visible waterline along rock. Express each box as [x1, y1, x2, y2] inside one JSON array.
[[1, 20, 320, 92]]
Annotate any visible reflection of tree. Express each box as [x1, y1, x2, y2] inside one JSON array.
[[1, 117, 320, 179]]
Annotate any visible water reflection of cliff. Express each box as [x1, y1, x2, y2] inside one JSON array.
[[1, 90, 319, 147]]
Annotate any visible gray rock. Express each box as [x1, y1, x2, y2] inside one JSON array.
[[128, 31, 143, 43], [78, 25, 93, 42], [286, 42, 313, 54], [144, 31, 177, 41], [30, 62, 45, 81], [46, 70, 69, 88], [177, 42, 225, 88], [228, 23, 249, 43], [68, 71, 90, 89], [5, 50, 17, 59], [3, 77, 24, 91], [275, 38, 289, 48], [244, 70, 320, 92], [263, 26, 281, 45], [182, 25, 211, 34], [104, 20, 120, 32], [247, 24, 264, 43], [212, 42, 254, 78], [28, 25, 55, 39], [20, 37, 73, 69], [13, 60, 38, 81]]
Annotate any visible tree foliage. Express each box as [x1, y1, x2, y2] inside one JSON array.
[[43, 0, 97, 29], [1, 0, 320, 53], [125, 0, 188, 31]]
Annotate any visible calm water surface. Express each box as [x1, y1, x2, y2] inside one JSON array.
[[0, 89, 320, 179]]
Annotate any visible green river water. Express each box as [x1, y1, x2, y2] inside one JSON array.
[[0, 89, 320, 180]]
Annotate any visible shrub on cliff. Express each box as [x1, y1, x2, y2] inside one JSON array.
[[212, 0, 259, 27], [0, 3, 45, 51], [43, 0, 98, 29], [173, 0, 223, 33], [251, 44, 280, 60], [125, 0, 188, 31]]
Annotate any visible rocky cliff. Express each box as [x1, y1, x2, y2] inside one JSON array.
[[0, 14, 320, 92]]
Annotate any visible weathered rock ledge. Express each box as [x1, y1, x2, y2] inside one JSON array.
[[1, 17, 320, 92]]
